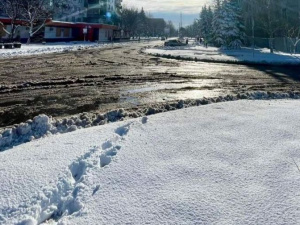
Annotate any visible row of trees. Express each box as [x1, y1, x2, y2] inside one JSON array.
[[0, 0, 76, 42], [120, 7, 177, 38], [184, 0, 300, 52]]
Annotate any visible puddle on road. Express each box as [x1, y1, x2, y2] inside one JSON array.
[[119, 88, 225, 106], [119, 79, 226, 106], [124, 79, 219, 94]]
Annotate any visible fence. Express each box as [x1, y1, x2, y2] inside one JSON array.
[[245, 37, 300, 53]]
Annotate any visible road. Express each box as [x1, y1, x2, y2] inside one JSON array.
[[0, 41, 300, 127]]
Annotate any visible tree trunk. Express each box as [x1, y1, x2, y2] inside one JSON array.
[[269, 36, 274, 53], [10, 24, 16, 42], [251, 16, 255, 57], [27, 36, 31, 44], [27, 26, 33, 44]]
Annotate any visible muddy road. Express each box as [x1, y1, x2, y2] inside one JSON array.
[[0, 41, 300, 127]]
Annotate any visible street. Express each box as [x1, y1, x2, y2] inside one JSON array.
[[0, 40, 300, 127]]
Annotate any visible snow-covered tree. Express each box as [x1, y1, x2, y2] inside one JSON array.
[[212, 0, 245, 49], [199, 6, 213, 41], [212, 0, 225, 46]]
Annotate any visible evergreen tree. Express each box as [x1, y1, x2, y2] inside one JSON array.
[[212, 0, 225, 46], [212, 0, 245, 48], [137, 8, 148, 37], [200, 6, 213, 41], [223, 0, 245, 48]]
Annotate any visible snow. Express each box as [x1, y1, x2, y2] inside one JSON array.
[[0, 42, 121, 58], [1, 99, 300, 224], [1, 91, 298, 152], [145, 45, 300, 65]]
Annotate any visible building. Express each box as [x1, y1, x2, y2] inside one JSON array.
[[43, 0, 125, 42], [0, 17, 29, 42], [51, 0, 122, 24], [0, 0, 127, 43], [43, 20, 119, 42]]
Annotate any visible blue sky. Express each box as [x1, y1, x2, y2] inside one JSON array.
[[122, 0, 213, 27]]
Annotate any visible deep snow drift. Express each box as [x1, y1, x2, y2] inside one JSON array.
[[145, 45, 300, 65], [1, 100, 300, 224]]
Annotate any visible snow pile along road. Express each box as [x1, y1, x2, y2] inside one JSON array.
[[145, 45, 300, 65], [0, 42, 120, 58], [1, 91, 299, 152], [1, 100, 300, 224]]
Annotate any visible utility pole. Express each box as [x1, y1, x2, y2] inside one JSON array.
[[180, 13, 183, 29], [179, 12, 183, 38]]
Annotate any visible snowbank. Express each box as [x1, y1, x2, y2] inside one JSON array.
[[144, 45, 300, 65], [1, 100, 300, 224], [1, 91, 299, 151], [0, 42, 123, 58]]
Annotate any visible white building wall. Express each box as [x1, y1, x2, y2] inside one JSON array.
[[1, 25, 29, 39], [44, 27, 73, 39], [99, 29, 113, 41]]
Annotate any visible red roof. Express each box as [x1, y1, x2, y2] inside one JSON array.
[[0, 17, 27, 25]]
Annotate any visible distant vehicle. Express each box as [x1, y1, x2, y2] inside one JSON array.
[[164, 39, 186, 47], [161, 37, 166, 41]]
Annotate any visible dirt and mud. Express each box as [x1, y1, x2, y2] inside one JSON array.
[[0, 40, 300, 127]]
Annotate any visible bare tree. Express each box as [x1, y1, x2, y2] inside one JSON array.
[[121, 7, 139, 38], [19, 0, 52, 43], [257, 0, 283, 53], [0, 0, 22, 41], [241, 0, 260, 56], [19, 0, 78, 43], [0, 23, 7, 40], [286, 27, 300, 54], [281, 0, 300, 54]]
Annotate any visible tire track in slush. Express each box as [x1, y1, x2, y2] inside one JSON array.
[[3, 119, 146, 225]]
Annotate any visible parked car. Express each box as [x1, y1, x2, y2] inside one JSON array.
[[164, 39, 186, 47], [161, 37, 166, 41]]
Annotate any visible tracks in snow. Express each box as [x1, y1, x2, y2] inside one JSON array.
[[1, 119, 146, 225]]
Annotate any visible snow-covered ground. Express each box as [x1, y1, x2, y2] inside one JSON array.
[[1, 99, 300, 224], [0, 42, 119, 58], [145, 45, 300, 65]]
